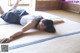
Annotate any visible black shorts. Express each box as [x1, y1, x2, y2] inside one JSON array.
[[1, 9, 29, 24]]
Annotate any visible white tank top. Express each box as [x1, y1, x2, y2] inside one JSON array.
[[20, 15, 38, 25]]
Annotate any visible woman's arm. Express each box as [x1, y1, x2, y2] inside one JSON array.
[[10, 20, 37, 38], [53, 19, 64, 24], [0, 20, 37, 43]]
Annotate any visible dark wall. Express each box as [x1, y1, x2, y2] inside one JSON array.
[[35, 0, 61, 11], [35, 0, 80, 13], [61, 2, 80, 13]]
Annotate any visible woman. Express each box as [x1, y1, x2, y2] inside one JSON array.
[[0, 0, 64, 43]]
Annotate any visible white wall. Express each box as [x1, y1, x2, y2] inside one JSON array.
[[0, 0, 8, 6], [0, 0, 10, 12], [0, 0, 36, 11]]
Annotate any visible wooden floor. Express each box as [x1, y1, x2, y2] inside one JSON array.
[[44, 10, 80, 23]]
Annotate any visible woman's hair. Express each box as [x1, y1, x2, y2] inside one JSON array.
[[41, 19, 56, 33]]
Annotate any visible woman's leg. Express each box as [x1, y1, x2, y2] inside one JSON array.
[[0, 6, 4, 14], [0, 0, 21, 14], [10, 0, 21, 10]]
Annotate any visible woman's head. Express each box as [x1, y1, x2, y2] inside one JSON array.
[[37, 19, 56, 33]]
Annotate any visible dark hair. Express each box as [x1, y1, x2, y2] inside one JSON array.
[[41, 19, 56, 33]]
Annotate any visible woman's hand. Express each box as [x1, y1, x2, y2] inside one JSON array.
[[0, 38, 12, 43], [0, 31, 23, 43]]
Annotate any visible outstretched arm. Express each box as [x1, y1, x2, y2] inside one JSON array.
[[53, 19, 64, 24], [0, 20, 37, 43], [10, 20, 37, 38]]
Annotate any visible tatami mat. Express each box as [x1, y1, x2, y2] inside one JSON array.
[[45, 10, 80, 23], [9, 33, 80, 53], [0, 11, 80, 50]]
